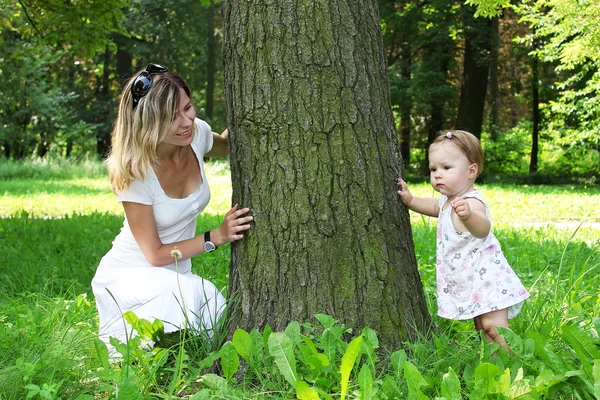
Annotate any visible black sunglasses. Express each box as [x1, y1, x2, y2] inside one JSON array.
[[131, 63, 169, 109]]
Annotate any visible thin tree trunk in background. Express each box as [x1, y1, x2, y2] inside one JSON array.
[[530, 37, 539, 174], [114, 34, 133, 87], [456, 6, 493, 139], [205, 0, 216, 122], [488, 16, 500, 141], [223, 0, 431, 349], [399, 45, 412, 166], [96, 48, 112, 158]]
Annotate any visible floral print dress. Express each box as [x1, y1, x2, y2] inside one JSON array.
[[435, 189, 529, 320]]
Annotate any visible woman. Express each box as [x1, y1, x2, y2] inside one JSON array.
[[91, 63, 252, 352]]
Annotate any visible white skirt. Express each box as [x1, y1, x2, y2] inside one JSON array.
[[92, 263, 226, 353]]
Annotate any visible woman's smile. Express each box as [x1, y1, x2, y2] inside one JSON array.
[[177, 128, 193, 137]]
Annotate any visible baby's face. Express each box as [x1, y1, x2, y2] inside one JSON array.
[[428, 142, 476, 199]]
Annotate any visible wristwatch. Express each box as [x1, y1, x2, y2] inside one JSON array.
[[204, 231, 217, 253]]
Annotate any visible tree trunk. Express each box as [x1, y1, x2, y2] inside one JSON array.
[[223, 0, 431, 349], [399, 46, 412, 166], [488, 16, 500, 141], [529, 37, 539, 174], [455, 6, 493, 139], [96, 48, 112, 158], [205, 0, 217, 122]]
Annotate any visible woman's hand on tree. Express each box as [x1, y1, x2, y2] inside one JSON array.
[[213, 203, 253, 246]]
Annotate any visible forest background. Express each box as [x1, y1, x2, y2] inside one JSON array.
[[1, 0, 600, 399], [1, 0, 599, 180]]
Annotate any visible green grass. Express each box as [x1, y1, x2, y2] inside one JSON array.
[[0, 158, 599, 399]]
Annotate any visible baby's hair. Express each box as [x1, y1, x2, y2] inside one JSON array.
[[431, 130, 484, 176]]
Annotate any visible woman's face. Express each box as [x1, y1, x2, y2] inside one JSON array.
[[161, 87, 196, 147]]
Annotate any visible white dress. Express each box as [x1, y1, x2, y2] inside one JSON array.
[[91, 118, 225, 351], [436, 189, 529, 320]]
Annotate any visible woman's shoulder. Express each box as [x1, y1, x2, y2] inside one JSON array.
[[194, 118, 211, 135], [117, 173, 159, 204], [192, 118, 214, 154]]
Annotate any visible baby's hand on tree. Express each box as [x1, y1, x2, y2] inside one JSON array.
[[451, 198, 471, 220], [213, 204, 253, 245], [396, 178, 413, 206]]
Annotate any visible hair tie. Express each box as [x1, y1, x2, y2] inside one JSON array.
[[445, 131, 452, 139]]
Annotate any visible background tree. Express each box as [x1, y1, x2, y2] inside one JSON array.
[[455, 5, 495, 139], [223, 0, 431, 348]]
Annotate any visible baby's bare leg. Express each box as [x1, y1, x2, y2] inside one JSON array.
[[475, 309, 510, 352]]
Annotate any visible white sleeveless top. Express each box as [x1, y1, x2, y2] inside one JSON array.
[[435, 189, 529, 320]]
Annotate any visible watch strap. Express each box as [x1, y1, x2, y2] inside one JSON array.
[[204, 231, 217, 250]]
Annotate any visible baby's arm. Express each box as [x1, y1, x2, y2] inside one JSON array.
[[397, 178, 439, 217], [451, 198, 490, 238]]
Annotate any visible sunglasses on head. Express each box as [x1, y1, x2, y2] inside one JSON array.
[[131, 63, 169, 109]]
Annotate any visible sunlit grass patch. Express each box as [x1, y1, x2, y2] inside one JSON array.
[[0, 160, 233, 218], [1, 157, 599, 399]]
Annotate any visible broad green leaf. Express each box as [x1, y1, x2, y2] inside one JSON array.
[[358, 364, 373, 400], [250, 329, 265, 355], [561, 325, 600, 380], [498, 368, 511, 393], [526, 331, 569, 372], [151, 319, 164, 338], [534, 369, 567, 397], [285, 320, 302, 345], [320, 331, 337, 365], [315, 314, 336, 329], [263, 324, 273, 348], [93, 338, 109, 370], [300, 336, 330, 377], [220, 341, 240, 380], [25, 384, 40, 400], [201, 374, 228, 391], [232, 328, 254, 360], [403, 361, 429, 400], [198, 351, 221, 371], [361, 326, 379, 349], [189, 389, 211, 400], [497, 327, 523, 354], [505, 368, 533, 398], [116, 378, 143, 400], [340, 334, 363, 400], [135, 318, 154, 340], [440, 367, 461, 400], [123, 311, 139, 327], [268, 332, 299, 386], [472, 363, 501, 395], [381, 375, 402, 398], [295, 380, 321, 400], [390, 349, 408, 379]]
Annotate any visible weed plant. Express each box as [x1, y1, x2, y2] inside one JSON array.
[[0, 158, 598, 399]]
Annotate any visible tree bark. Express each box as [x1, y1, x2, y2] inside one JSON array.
[[205, 0, 217, 122], [488, 16, 500, 141], [529, 37, 539, 174], [399, 45, 412, 166], [455, 6, 493, 139], [223, 0, 431, 349]]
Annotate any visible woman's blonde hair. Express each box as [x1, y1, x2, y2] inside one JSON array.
[[430, 130, 484, 176], [106, 71, 194, 192]]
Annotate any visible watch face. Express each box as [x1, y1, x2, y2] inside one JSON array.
[[204, 241, 216, 253]]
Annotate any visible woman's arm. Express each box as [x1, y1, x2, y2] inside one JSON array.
[[205, 128, 229, 158], [123, 201, 252, 267]]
